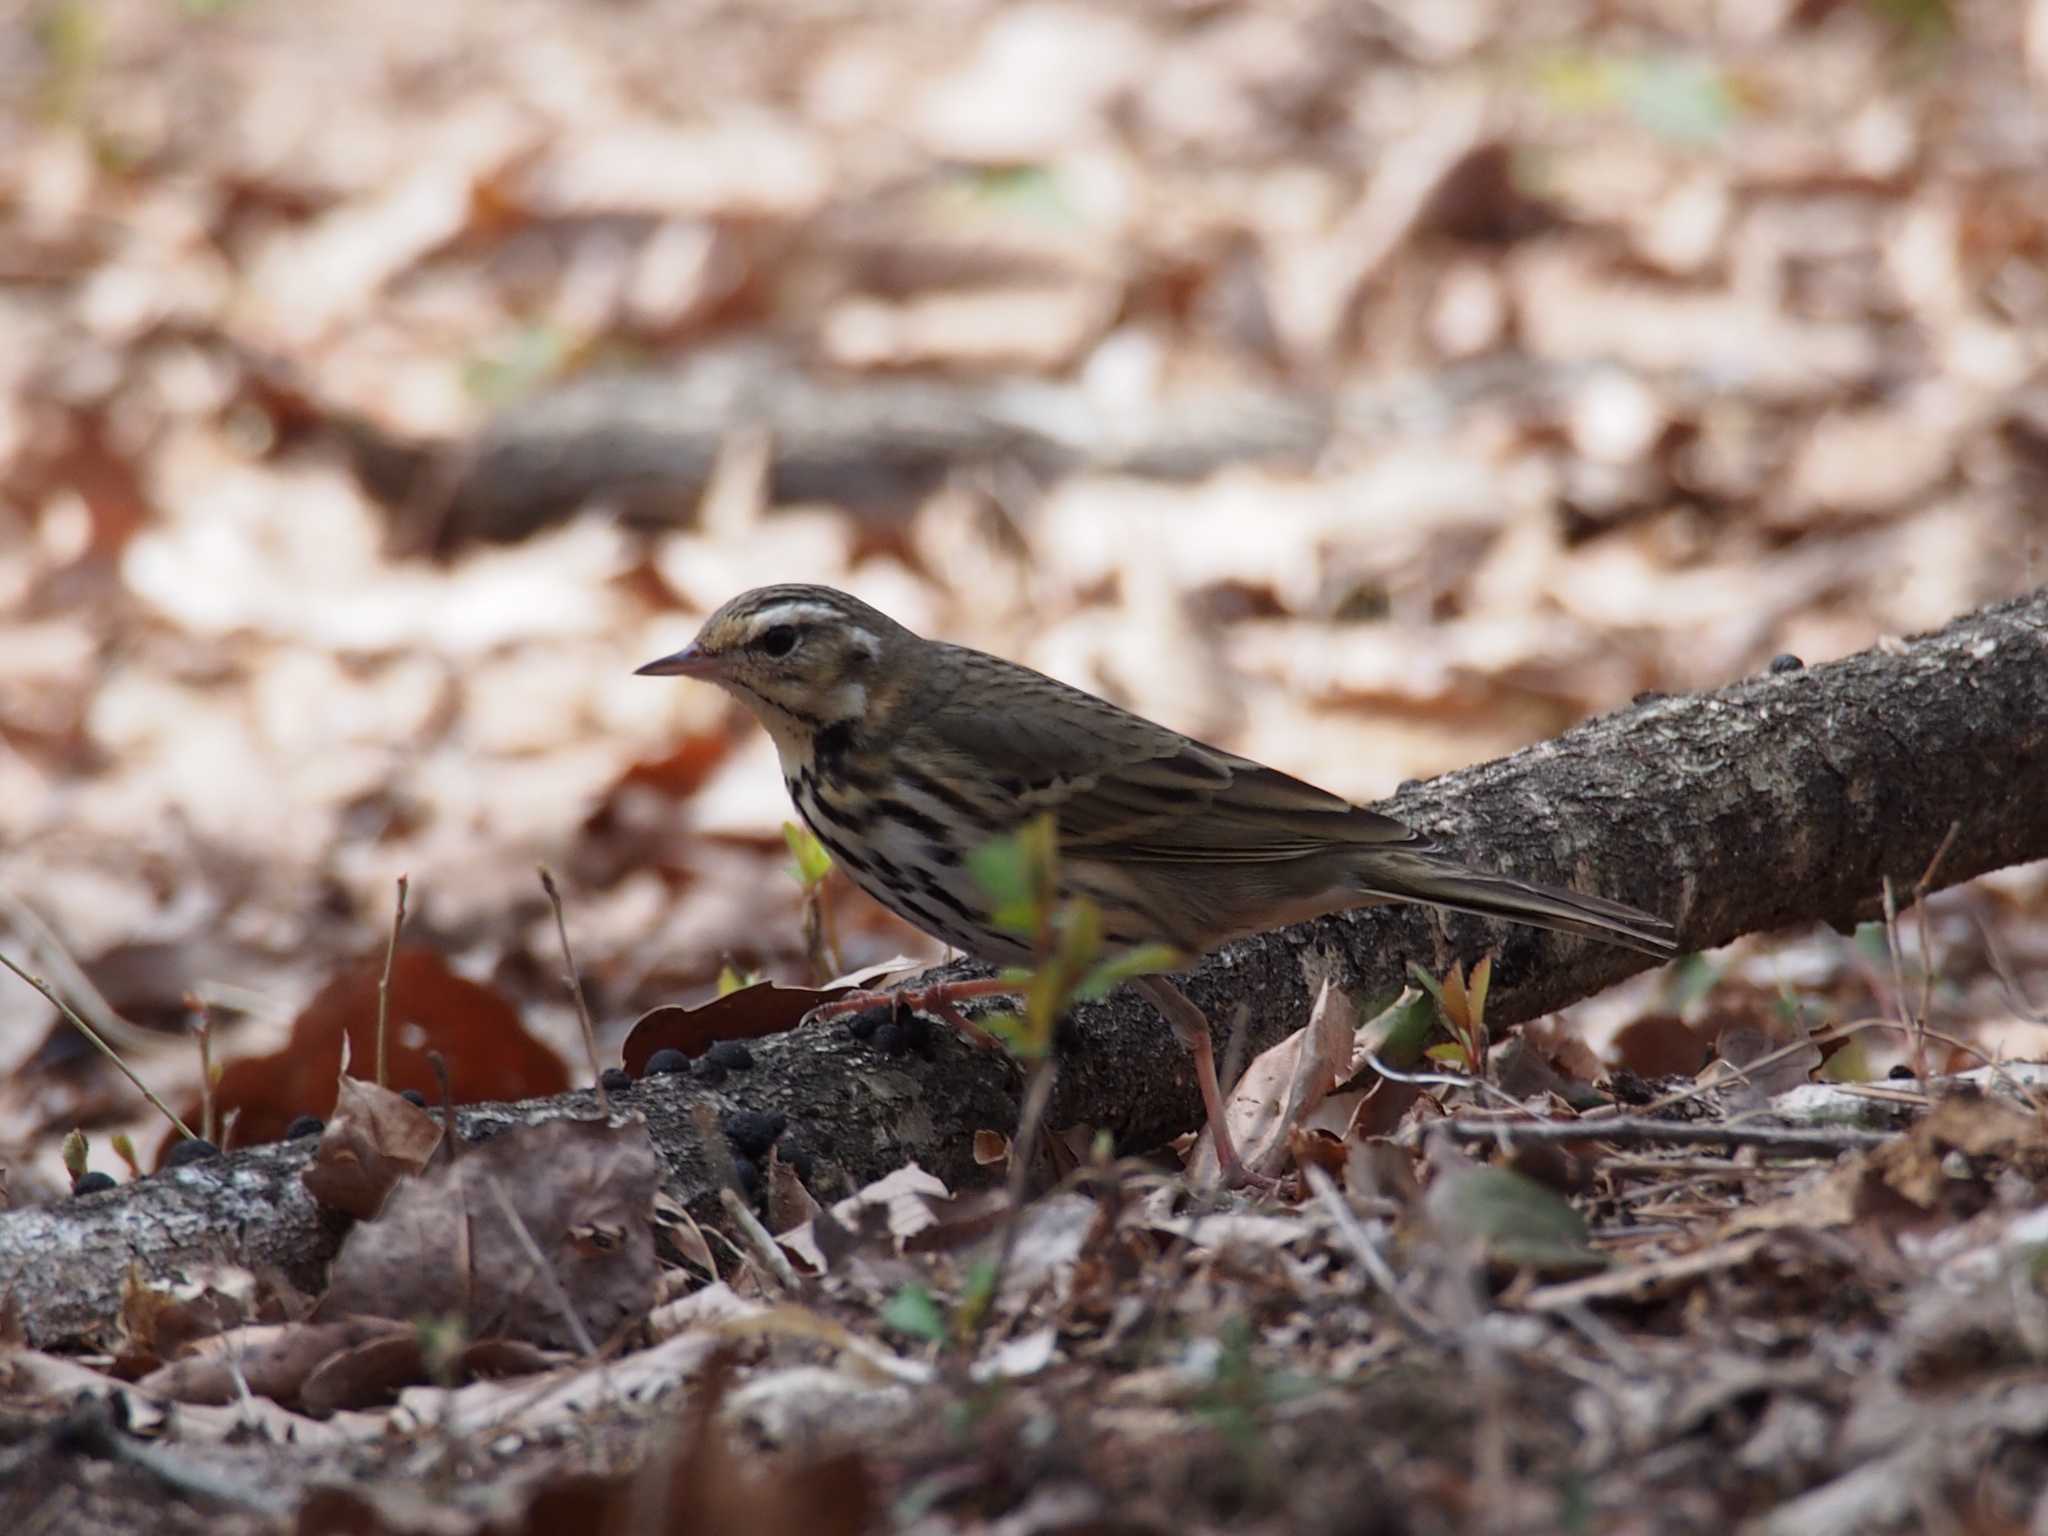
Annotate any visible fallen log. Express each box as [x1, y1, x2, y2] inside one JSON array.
[[3, 589, 2042, 1348]]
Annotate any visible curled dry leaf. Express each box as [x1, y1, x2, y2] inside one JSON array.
[[300, 1332, 571, 1418], [315, 1116, 661, 1351], [765, 1147, 822, 1236], [775, 1162, 950, 1274], [115, 1261, 260, 1376], [1713, 1022, 1823, 1110], [1188, 975, 1356, 1184], [622, 955, 925, 1072], [301, 1076, 443, 1220], [136, 1317, 410, 1410]]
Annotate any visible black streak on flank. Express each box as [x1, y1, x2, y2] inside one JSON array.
[[893, 762, 988, 825], [873, 796, 950, 843], [896, 894, 957, 937], [806, 789, 872, 839], [912, 874, 985, 929], [809, 825, 874, 876]]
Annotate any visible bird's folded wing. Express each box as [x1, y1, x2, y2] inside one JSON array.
[[922, 678, 1422, 862]]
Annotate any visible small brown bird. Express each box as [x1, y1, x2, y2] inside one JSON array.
[[639, 584, 1676, 1183]]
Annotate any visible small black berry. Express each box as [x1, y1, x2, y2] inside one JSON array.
[[845, 1006, 889, 1040], [705, 1040, 755, 1071], [72, 1171, 117, 1196], [400, 1089, 428, 1108], [732, 1154, 759, 1194], [284, 1114, 325, 1140], [723, 1109, 787, 1160], [166, 1138, 221, 1168], [645, 1048, 691, 1076], [873, 1021, 908, 1056], [1768, 653, 1805, 674], [600, 1067, 634, 1093]]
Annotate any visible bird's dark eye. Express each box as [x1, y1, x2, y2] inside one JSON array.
[[757, 624, 799, 659]]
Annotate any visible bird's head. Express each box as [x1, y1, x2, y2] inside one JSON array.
[[635, 584, 906, 751]]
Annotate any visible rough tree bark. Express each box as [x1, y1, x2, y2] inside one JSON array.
[[3, 590, 2043, 1347]]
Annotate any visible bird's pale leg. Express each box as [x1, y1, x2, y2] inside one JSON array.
[[1136, 975, 1255, 1189]]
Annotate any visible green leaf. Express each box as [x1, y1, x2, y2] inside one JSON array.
[[715, 963, 750, 998], [882, 1284, 949, 1344], [1424, 1042, 1471, 1069], [1426, 1166, 1606, 1273], [1405, 961, 1448, 1008], [954, 1257, 998, 1335], [968, 838, 1036, 936], [1357, 987, 1437, 1070], [969, 817, 1062, 938], [975, 1011, 1034, 1054], [60, 1128, 87, 1180], [1076, 943, 1182, 1001], [783, 822, 833, 888], [1049, 898, 1102, 981]]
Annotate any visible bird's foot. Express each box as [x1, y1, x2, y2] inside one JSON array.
[[807, 976, 1020, 1053], [1133, 974, 1277, 1192]]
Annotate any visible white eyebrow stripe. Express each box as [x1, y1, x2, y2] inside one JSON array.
[[747, 603, 845, 632]]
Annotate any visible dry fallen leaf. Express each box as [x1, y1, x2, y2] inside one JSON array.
[[1188, 975, 1356, 1184], [177, 947, 567, 1162], [301, 1076, 444, 1220], [315, 1116, 661, 1350]]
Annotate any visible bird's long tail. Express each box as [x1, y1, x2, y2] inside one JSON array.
[[1356, 849, 1679, 960]]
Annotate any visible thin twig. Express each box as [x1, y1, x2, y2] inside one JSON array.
[[1911, 821, 1960, 1076], [187, 993, 216, 1146], [539, 866, 607, 1115], [1977, 908, 2047, 1025], [0, 950, 195, 1139], [719, 1186, 800, 1292], [1434, 1116, 1892, 1154], [0, 889, 158, 1050], [1881, 875, 1920, 1085], [483, 1173, 598, 1357], [376, 874, 409, 1089], [1304, 1165, 1446, 1347], [974, 1053, 1060, 1339], [1361, 1049, 1529, 1114]]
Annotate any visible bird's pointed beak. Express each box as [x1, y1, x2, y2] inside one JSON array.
[[634, 643, 720, 680]]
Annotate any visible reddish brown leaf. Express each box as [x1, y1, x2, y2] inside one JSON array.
[[165, 947, 567, 1164], [1611, 1013, 1712, 1079], [622, 980, 855, 1072]]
